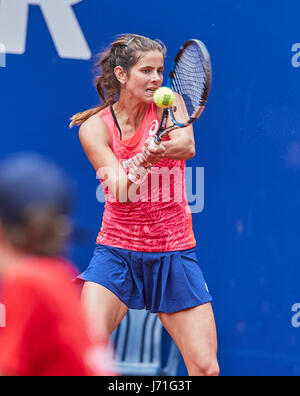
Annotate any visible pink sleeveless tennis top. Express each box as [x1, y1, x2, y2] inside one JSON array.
[[96, 103, 196, 252]]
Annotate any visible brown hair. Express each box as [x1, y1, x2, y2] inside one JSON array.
[[69, 34, 166, 127]]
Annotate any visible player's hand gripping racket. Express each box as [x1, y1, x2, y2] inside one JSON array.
[[125, 39, 212, 181]]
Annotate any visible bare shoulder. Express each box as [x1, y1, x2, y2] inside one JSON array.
[[79, 114, 110, 145]]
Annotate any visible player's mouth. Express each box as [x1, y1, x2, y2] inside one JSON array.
[[145, 88, 156, 96]]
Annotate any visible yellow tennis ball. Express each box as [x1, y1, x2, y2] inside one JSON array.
[[153, 87, 175, 109]]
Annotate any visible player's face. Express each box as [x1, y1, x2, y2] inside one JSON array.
[[125, 50, 164, 103]]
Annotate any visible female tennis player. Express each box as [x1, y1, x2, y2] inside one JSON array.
[[71, 34, 219, 376]]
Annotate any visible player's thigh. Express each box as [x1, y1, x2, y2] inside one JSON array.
[[158, 303, 218, 369], [81, 281, 128, 338]]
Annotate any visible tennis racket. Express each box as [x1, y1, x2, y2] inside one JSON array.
[[125, 39, 212, 180]]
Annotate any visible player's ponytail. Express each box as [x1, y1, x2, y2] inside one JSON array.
[[70, 34, 166, 128]]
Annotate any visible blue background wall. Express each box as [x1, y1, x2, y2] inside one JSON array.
[[1, 0, 300, 376]]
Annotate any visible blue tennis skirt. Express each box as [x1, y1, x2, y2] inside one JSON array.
[[76, 244, 212, 314]]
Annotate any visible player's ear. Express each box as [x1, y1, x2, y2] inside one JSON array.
[[114, 66, 127, 85]]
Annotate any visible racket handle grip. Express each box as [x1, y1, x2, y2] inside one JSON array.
[[149, 136, 161, 150]]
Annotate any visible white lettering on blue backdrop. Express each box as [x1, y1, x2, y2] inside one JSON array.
[[0, 0, 91, 60]]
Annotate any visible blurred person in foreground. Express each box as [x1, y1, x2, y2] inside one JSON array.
[[0, 153, 116, 376]]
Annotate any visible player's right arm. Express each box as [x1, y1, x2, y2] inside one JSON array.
[[79, 115, 141, 203]]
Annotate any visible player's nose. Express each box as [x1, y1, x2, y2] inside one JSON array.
[[151, 71, 161, 83]]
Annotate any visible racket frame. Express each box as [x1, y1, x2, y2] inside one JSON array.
[[154, 39, 212, 143]]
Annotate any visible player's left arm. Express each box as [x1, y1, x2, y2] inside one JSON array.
[[162, 127, 195, 160]]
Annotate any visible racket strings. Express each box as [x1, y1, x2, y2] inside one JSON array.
[[171, 43, 209, 119]]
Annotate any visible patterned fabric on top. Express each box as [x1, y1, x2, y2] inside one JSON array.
[[96, 103, 196, 252]]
